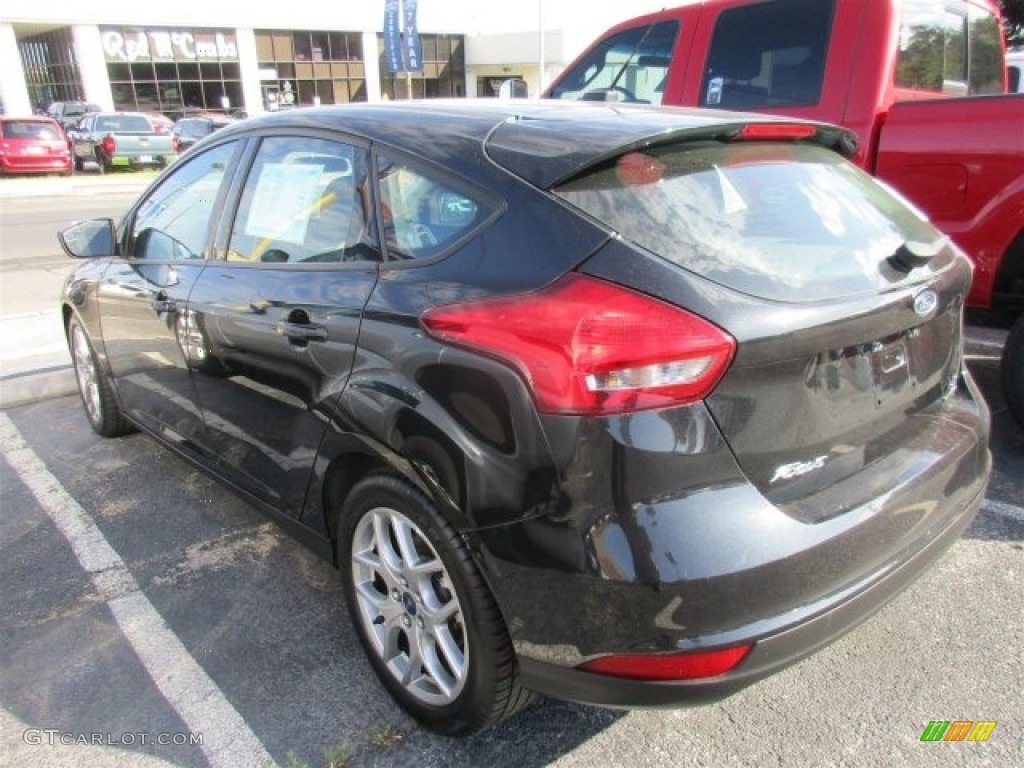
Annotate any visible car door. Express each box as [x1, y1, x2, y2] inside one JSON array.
[[99, 140, 242, 450], [185, 133, 380, 518]]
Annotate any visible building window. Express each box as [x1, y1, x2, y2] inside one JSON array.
[[19, 28, 85, 111], [100, 27, 243, 116], [255, 30, 366, 111], [378, 34, 465, 100]]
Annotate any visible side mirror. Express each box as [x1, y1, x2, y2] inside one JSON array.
[[59, 219, 116, 259]]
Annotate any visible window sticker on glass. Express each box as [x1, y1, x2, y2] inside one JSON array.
[[706, 77, 724, 105], [244, 163, 324, 242]]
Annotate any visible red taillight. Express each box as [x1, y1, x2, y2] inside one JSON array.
[[172, 135, 180, 153], [739, 123, 817, 140], [579, 645, 753, 681], [420, 273, 735, 416], [101, 134, 116, 155]]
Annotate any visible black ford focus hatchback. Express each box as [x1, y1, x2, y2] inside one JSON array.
[[59, 101, 990, 735]]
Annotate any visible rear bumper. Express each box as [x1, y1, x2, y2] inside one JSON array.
[[516, 472, 987, 707], [0, 156, 71, 174], [472, 369, 990, 707], [110, 154, 174, 168]]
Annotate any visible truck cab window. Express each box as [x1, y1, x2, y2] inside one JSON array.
[[701, 0, 834, 110], [548, 20, 678, 105]]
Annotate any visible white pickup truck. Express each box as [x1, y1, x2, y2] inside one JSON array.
[[68, 111, 177, 173]]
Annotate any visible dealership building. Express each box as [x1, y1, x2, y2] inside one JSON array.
[[0, 1, 665, 117]]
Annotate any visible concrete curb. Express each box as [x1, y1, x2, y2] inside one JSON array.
[[0, 174, 155, 199], [0, 366, 77, 410]]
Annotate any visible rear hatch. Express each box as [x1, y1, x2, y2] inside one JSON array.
[[1, 119, 69, 169], [546, 129, 974, 515]]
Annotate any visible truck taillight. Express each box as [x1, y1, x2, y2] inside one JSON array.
[[420, 273, 736, 416], [101, 134, 116, 155]]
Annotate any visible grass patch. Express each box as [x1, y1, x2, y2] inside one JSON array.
[[366, 724, 404, 749], [324, 739, 352, 768]]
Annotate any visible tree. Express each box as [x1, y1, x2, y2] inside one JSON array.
[[1001, 0, 1024, 45]]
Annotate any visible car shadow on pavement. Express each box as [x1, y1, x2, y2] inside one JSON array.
[[963, 353, 1023, 545]]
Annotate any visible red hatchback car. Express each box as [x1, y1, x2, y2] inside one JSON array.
[[0, 116, 72, 176]]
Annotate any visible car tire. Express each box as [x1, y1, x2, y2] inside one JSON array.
[[338, 473, 532, 735], [1001, 315, 1024, 429], [73, 155, 83, 172], [68, 316, 134, 438]]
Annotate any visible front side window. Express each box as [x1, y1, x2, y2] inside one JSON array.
[[701, 0, 834, 109], [547, 21, 678, 104], [376, 153, 491, 260], [895, 0, 1004, 96], [554, 141, 945, 303], [227, 136, 379, 264], [129, 141, 238, 260]]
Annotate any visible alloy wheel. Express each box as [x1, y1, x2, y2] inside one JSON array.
[[71, 323, 102, 425], [350, 505, 468, 707]]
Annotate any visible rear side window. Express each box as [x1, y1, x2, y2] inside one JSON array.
[[701, 0, 834, 109], [554, 142, 944, 303], [548, 20, 678, 104], [376, 152, 491, 260], [895, 0, 1004, 96]]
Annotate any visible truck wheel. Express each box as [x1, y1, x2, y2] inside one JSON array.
[[1001, 315, 1024, 430]]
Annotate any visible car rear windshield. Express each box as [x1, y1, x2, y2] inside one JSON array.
[[2, 121, 62, 141], [65, 103, 101, 116], [95, 115, 154, 132], [554, 142, 944, 303]]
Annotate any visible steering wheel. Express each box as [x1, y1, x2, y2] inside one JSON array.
[[584, 86, 640, 103]]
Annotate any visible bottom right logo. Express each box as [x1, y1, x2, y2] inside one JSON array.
[[920, 720, 997, 742]]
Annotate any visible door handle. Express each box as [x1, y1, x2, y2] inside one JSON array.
[[276, 321, 328, 342], [152, 291, 177, 312]]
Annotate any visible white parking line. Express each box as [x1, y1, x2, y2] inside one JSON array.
[[0, 414, 276, 768]]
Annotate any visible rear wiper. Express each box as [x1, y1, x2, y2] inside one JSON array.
[[887, 237, 949, 273]]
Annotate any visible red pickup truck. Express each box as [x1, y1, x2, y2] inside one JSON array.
[[546, 0, 1024, 426]]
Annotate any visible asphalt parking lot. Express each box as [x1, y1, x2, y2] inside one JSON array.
[[0, 176, 1021, 767], [0, 356, 1020, 768]]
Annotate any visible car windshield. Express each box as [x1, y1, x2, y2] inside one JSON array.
[[548, 20, 678, 104], [554, 142, 946, 302]]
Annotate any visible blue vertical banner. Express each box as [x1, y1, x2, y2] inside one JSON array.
[[383, 0, 403, 73], [403, 0, 424, 72]]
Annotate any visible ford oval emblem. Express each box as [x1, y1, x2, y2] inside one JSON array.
[[913, 290, 938, 318]]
